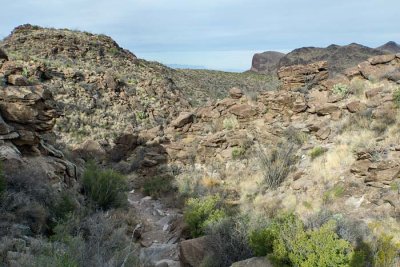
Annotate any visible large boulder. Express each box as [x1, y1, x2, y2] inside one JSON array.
[[139, 244, 179, 267], [109, 132, 138, 161], [179, 236, 213, 267], [228, 104, 257, 119], [229, 87, 243, 99], [7, 74, 29, 86], [171, 112, 194, 128]]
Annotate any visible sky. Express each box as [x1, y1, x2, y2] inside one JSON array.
[[0, 0, 398, 71]]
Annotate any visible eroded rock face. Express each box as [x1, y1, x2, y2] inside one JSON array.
[[277, 61, 329, 90], [0, 49, 76, 188], [250, 51, 285, 73]]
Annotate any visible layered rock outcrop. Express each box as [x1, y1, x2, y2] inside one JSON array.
[[277, 61, 329, 90], [0, 49, 76, 186]]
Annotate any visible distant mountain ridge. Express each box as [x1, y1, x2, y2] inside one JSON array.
[[251, 41, 399, 74], [377, 41, 400, 54]]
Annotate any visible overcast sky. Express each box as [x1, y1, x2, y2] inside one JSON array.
[[1, 0, 398, 71]]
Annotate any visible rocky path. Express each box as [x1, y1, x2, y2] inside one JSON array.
[[128, 191, 183, 267]]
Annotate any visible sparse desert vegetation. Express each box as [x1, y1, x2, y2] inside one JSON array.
[[1, 23, 400, 267]]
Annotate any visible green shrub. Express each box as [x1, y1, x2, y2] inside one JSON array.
[[333, 83, 349, 96], [223, 116, 239, 130], [82, 162, 127, 209], [373, 234, 399, 267], [393, 88, 400, 108], [249, 227, 276, 256], [271, 216, 353, 267], [323, 184, 345, 204], [350, 242, 373, 267], [143, 176, 174, 198], [232, 147, 246, 159], [52, 192, 77, 222], [310, 146, 326, 160], [184, 195, 226, 237], [248, 214, 354, 267]]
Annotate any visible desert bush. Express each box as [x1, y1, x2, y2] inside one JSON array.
[[271, 215, 353, 267], [52, 192, 78, 223], [82, 162, 127, 210], [349, 78, 366, 96], [247, 213, 354, 267], [258, 142, 298, 190], [393, 88, 400, 108], [333, 83, 350, 96], [310, 146, 326, 160], [184, 195, 227, 237], [203, 216, 253, 267], [306, 211, 375, 266], [283, 126, 308, 145], [223, 116, 239, 130], [49, 211, 138, 267], [323, 184, 345, 204], [373, 234, 399, 267], [143, 175, 174, 198], [0, 191, 52, 235], [370, 109, 397, 135], [232, 146, 246, 159], [306, 211, 371, 246], [248, 225, 275, 256], [350, 241, 373, 267]]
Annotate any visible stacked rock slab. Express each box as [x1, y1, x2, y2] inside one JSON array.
[[277, 61, 329, 90], [0, 48, 76, 185]]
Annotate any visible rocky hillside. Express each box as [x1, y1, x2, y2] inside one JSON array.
[[2, 24, 400, 267], [172, 69, 279, 106], [251, 42, 395, 75], [278, 43, 388, 74], [0, 25, 193, 147], [1, 25, 273, 146]]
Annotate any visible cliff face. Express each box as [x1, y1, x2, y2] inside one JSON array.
[[250, 51, 285, 74]]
